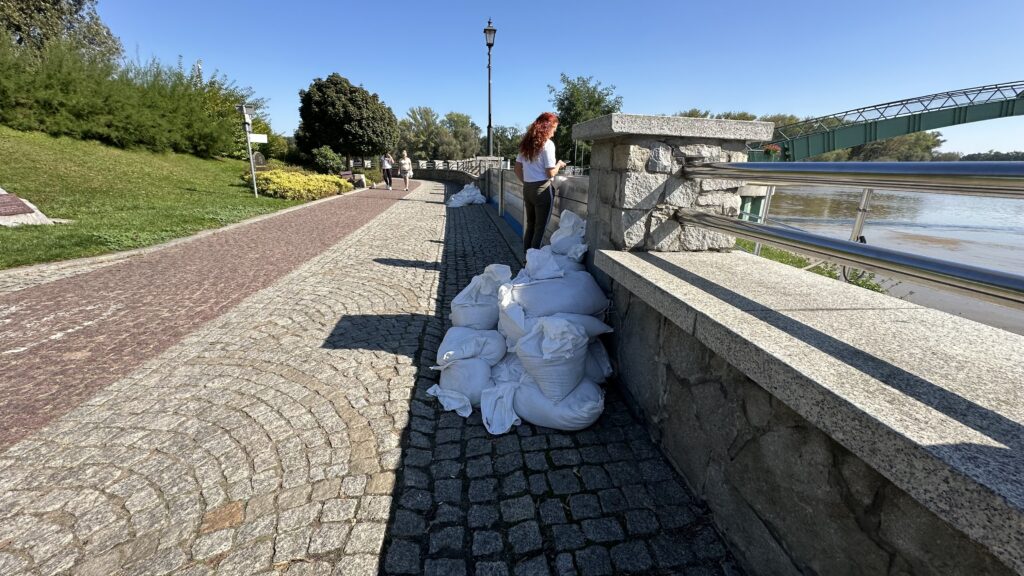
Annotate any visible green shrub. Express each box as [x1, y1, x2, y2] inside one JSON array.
[[253, 170, 353, 201], [0, 39, 269, 158], [311, 145, 344, 174], [354, 166, 382, 184]]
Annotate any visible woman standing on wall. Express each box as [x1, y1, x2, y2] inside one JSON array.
[[515, 112, 566, 252]]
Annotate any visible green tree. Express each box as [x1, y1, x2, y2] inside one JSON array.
[[848, 131, 945, 161], [548, 73, 623, 164], [675, 108, 712, 118], [442, 112, 482, 158], [1, 0, 121, 60], [961, 150, 1024, 161], [480, 125, 523, 161], [294, 73, 398, 160], [397, 106, 445, 159]]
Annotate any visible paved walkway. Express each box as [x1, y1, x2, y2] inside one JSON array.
[[0, 181, 738, 575]]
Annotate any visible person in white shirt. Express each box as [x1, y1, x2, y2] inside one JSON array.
[[380, 152, 395, 190], [398, 150, 413, 191], [514, 112, 566, 252]]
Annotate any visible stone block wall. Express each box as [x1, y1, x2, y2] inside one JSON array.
[[610, 286, 1016, 576], [586, 138, 749, 256]]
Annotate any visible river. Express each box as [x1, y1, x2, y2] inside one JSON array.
[[767, 186, 1024, 335]]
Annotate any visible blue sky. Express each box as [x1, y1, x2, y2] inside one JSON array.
[[98, 0, 1024, 153]]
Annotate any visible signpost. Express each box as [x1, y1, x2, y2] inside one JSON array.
[[236, 104, 259, 197], [248, 133, 268, 144]]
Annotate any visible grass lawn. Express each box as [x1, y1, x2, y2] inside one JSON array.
[[0, 126, 302, 270]]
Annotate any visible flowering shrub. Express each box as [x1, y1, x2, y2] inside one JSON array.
[[763, 143, 782, 156], [250, 170, 353, 201]]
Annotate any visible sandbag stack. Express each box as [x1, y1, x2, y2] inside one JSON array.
[[428, 210, 612, 435], [446, 184, 487, 207]]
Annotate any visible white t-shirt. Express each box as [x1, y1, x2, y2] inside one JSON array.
[[516, 140, 556, 183], [381, 155, 393, 169]]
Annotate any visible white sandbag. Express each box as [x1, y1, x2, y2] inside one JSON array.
[[525, 248, 564, 280], [450, 264, 513, 329], [549, 210, 586, 254], [498, 284, 611, 348], [509, 271, 608, 318], [428, 358, 493, 416], [513, 377, 604, 431], [481, 355, 527, 435], [511, 267, 531, 285], [480, 381, 520, 435], [436, 327, 507, 367], [536, 245, 585, 273], [562, 243, 588, 263], [550, 313, 612, 340], [584, 340, 613, 383], [491, 353, 527, 385], [514, 318, 588, 402], [446, 184, 487, 207]]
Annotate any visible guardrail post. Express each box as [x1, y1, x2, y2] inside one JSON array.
[[572, 114, 775, 263]]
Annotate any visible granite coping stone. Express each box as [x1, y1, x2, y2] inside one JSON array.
[[573, 113, 775, 143], [596, 248, 1024, 573]]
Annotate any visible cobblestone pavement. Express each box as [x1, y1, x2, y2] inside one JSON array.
[[0, 184, 419, 449], [0, 180, 740, 575]]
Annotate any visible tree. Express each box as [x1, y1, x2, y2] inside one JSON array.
[[847, 131, 945, 161], [295, 73, 398, 160], [675, 108, 712, 118], [442, 112, 482, 158], [1, 0, 122, 60], [480, 125, 523, 161], [548, 73, 623, 164], [398, 106, 445, 159]]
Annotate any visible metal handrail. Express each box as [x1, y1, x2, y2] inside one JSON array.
[[686, 162, 1024, 198], [677, 210, 1024, 308]]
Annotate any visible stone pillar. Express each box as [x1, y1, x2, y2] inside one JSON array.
[[573, 114, 774, 281]]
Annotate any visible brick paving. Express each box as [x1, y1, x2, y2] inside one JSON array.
[[0, 180, 739, 574], [0, 184, 419, 449]]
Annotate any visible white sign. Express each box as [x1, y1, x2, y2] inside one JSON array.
[[248, 133, 268, 144]]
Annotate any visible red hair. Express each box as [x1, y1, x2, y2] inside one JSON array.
[[519, 112, 559, 160]]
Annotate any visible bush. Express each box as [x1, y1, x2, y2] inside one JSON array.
[[0, 39, 266, 158], [354, 166, 383, 184], [252, 170, 353, 201], [311, 145, 343, 174]]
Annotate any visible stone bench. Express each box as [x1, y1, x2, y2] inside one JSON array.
[[597, 248, 1024, 575]]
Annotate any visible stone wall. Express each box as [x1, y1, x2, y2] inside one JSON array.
[[574, 114, 1019, 575], [610, 287, 1015, 576]]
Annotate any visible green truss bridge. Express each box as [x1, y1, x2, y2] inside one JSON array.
[[748, 81, 1024, 161]]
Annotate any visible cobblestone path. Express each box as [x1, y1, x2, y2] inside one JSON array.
[[0, 184, 419, 449], [0, 181, 739, 575]]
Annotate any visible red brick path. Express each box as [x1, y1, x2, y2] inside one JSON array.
[[0, 184, 419, 450]]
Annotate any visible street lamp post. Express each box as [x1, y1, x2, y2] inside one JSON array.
[[483, 19, 496, 157]]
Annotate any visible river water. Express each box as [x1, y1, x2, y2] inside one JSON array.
[[768, 186, 1024, 335]]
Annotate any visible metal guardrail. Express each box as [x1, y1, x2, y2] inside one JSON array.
[[686, 162, 1024, 198], [682, 161, 1024, 309]]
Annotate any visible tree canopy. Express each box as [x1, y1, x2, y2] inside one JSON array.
[[480, 125, 523, 161], [1, 0, 122, 60], [441, 112, 482, 159], [548, 73, 623, 163], [295, 73, 398, 159]]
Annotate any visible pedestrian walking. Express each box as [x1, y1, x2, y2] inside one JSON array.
[[514, 112, 566, 252], [398, 150, 413, 191], [380, 152, 395, 190]]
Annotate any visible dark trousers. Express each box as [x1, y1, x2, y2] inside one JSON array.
[[382, 168, 393, 187], [522, 179, 553, 252]]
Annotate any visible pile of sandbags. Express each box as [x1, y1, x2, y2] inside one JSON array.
[[446, 183, 487, 207], [428, 210, 613, 434]]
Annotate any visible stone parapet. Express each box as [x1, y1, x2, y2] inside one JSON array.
[[573, 114, 773, 283], [596, 248, 1024, 576]]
